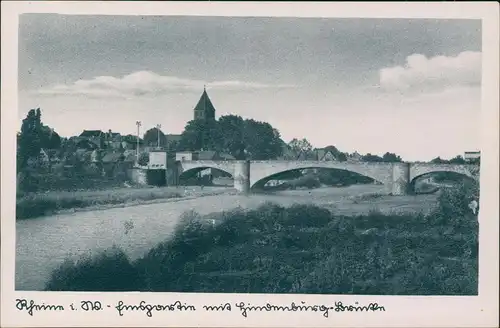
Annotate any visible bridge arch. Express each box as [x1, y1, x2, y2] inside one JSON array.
[[409, 164, 479, 185], [176, 160, 235, 183], [251, 166, 378, 190], [249, 161, 395, 191]]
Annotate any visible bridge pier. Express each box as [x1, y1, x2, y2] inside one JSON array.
[[390, 162, 411, 195], [234, 160, 250, 194]]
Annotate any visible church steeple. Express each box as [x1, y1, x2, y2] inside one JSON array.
[[193, 86, 216, 121]]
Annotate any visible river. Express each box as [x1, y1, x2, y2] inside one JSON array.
[[15, 184, 438, 290]]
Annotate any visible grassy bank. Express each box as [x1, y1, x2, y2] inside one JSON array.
[[45, 181, 479, 295], [16, 187, 183, 220]]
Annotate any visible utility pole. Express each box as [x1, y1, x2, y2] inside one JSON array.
[[156, 124, 162, 149], [136, 121, 141, 164]]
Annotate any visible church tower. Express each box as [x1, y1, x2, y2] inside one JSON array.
[[193, 86, 216, 121]]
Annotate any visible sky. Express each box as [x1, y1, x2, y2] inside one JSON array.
[[18, 14, 482, 161]]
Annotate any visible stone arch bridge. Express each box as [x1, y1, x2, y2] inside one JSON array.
[[174, 160, 479, 195]]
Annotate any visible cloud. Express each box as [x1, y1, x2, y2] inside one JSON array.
[[378, 51, 481, 92], [35, 71, 295, 98]]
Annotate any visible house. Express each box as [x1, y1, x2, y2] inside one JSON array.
[[320, 150, 336, 161], [105, 130, 123, 149], [348, 151, 363, 162], [295, 150, 318, 161], [100, 151, 136, 178], [90, 150, 101, 163], [75, 149, 92, 162], [79, 130, 105, 149], [312, 148, 337, 161], [75, 138, 99, 150], [102, 152, 124, 164], [123, 150, 137, 163], [464, 151, 480, 163], [121, 134, 144, 150]]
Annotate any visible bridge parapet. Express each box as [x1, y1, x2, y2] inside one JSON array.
[[170, 160, 479, 195]]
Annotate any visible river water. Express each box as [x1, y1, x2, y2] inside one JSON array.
[[15, 185, 437, 290]]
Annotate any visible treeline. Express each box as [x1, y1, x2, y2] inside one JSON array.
[[430, 155, 478, 164], [176, 115, 283, 160], [17, 108, 62, 172]]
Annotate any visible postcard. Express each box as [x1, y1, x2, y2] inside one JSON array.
[[1, 1, 499, 327]]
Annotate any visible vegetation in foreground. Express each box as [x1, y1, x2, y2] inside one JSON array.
[[45, 181, 479, 295]]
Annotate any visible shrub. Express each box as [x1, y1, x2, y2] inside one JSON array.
[[44, 202, 478, 295], [45, 246, 140, 291], [434, 179, 479, 226], [284, 203, 331, 227]]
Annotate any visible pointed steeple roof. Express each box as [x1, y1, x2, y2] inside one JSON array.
[[193, 87, 216, 119]]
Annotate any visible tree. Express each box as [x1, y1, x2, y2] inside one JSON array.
[[448, 155, 466, 164], [337, 152, 348, 162], [177, 116, 283, 160], [288, 138, 313, 154], [39, 125, 61, 149], [179, 119, 222, 152], [218, 115, 246, 159], [143, 127, 167, 148], [430, 157, 447, 164], [362, 153, 383, 162], [242, 119, 283, 160], [18, 108, 43, 170], [122, 135, 143, 150], [167, 139, 180, 152], [137, 152, 149, 166], [382, 152, 403, 163]]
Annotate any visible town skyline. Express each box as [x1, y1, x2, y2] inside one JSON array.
[[18, 15, 482, 161]]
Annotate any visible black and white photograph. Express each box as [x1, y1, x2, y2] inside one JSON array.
[[1, 2, 499, 328]]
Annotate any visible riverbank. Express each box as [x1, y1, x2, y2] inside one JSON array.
[[45, 199, 479, 295], [16, 185, 442, 290], [16, 186, 236, 220]]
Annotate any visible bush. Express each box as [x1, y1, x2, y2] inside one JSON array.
[[45, 247, 140, 291], [434, 179, 479, 226], [45, 202, 478, 295]]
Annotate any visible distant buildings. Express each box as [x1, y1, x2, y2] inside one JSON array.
[[175, 150, 235, 162], [464, 151, 480, 163], [278, 146, 347, 162], [161, 88, 217, 151], [347, 151, 363, 162]]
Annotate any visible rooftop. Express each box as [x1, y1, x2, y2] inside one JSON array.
[[80, 130, 104, 138], [194, 88, 216, 117]]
